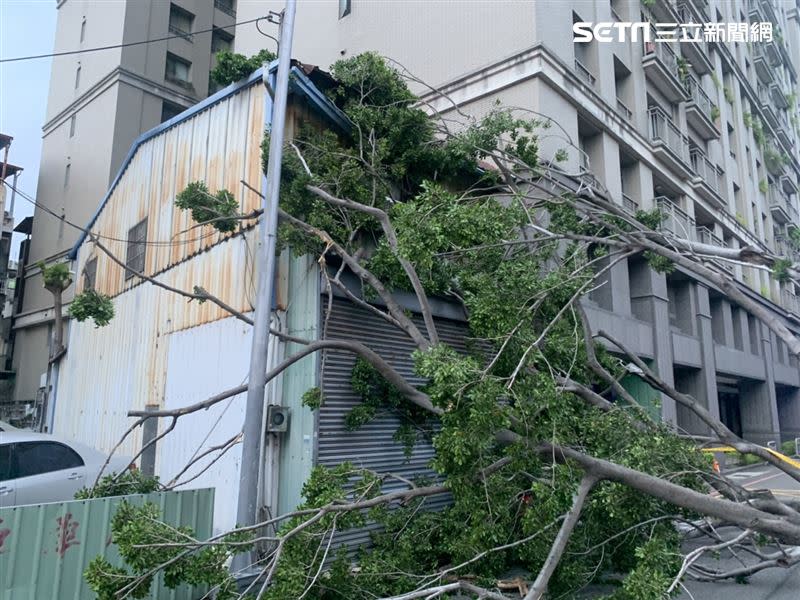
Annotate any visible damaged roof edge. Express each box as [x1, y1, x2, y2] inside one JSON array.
[[69, 60, 350, 260]]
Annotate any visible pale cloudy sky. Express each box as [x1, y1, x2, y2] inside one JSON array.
[[0, 0, 56, 260]]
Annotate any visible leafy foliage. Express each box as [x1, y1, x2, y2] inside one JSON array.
[[69, 289, 115, 327], [175, 181, 240, 232], [95, 53, 726, 599], [75, 469, 160, 499], [773, 258, 793, 283], [38, 261, 72, 291], [210, 49, 276, 87], [84, 501, 252, 599]]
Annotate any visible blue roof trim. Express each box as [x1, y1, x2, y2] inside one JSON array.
[[69, 60, 349, 259], [288, 68, 351, 133]]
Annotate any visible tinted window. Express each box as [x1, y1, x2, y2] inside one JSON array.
[[15, 442, 84, 478], [0, 444, 12, 480]]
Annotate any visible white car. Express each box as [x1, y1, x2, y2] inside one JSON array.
[[0, 430, 133, 506]]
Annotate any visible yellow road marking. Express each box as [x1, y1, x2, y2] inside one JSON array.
[[699, 446, 800, 469]]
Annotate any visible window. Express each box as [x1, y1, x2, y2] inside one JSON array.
[[165, 53, 191, 87], [83, 257, 97, 291], [168, 4, 194, 40], [64, 163, 71, 188], [69, 114, 76, 138], [214, 0, 236, 18], [161, 100, 185, 123], [0, 444, 11, 481], [14, 442, 84, 479], [125, 218, 148, 278], [80, 17, 86, 42], [74, 64, 81, 89], [339, 0, 351, 18], [211, 28, 233, 54]]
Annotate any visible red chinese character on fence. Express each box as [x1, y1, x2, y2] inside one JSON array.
[[55, 513, 80, 557], [0, 518, 10, 553]]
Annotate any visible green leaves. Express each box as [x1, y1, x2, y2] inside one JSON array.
[[38, 261, 72, 291], [84, 501, 252, 600], [68, 289, 115, 327], [75, 470, 159, 499], [210, 49, 276, 87], [175, 181, 240, 232]]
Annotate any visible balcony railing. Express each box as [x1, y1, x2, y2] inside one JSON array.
[[685, 76, 715, 122], [695, 226, 722, 247], [168, 24, 192, 41], [782, 289, 800, 316], [574, 58, 596, 87], [648, 106, 690, 165], [696, 226, 733, 272], [656, 196, 695, 239], [616, 97, 632, 120], [689, 147, 721, 194], [622, 193, 639, 214], [214, 0, 236, 17], [643, 37, 682, 83]]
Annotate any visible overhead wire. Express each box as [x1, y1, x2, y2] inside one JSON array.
[[0, 17, 270, 64], [5, 180, 238, 247]]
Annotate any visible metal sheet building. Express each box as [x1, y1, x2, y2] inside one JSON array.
[[53, 66, 344, 533]]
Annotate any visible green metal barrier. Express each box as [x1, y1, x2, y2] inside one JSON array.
[[0, 488, 214, 600]]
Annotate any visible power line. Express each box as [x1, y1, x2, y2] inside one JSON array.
[[0, 17, 268, 64], [5, 180, 229, 248]]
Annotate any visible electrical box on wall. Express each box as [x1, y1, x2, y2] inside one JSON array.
[[267, 405, 289, 433]]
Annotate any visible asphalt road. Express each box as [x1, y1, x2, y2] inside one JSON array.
[[678, 463, 800, 600]]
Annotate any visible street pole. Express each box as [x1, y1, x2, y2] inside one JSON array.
[[233, 0, 296, 575]]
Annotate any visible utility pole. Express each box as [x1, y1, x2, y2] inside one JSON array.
[[233, 0, 296, 576]]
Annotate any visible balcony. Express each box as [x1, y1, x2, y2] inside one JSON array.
[[748, 0, 765, 23], [764, 143, 786, 176], [648, 106, 692, 177], [696, 226, 733, 272], [168, 24, 192, 42], [622, 193, 639, 215], [574, 58, 596, 87], [757, 85, 779, 129], [768, 186, 793, 224], [656, 196, 696, 240], [642, 38, 688, 103], [752, 46, 775, 84], [765, 40, 782, 67], [770, 83, 789, 109], [214, 0, 236, 18], [689, 147, 724, 206], [684, 77, 719, 139], [780, 174, 799, 195], [675, 3, 713, 74], [775, 233, 792, 258], [616, 97, 632, 120], [782, 289, 800, 316]]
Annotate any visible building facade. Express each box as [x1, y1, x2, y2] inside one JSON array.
[[13, 0, 239, 408], [262, 0, 800, 444]]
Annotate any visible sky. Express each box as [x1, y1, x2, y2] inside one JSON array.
[[0, 0, 56, 261]]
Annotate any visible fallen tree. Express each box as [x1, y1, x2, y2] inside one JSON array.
[[85, 52, 800, 599]]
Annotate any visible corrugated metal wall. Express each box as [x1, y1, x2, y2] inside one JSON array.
[[0, 488, 214, 600], [319, 297, 468, 548], [54, 232, 259, 456], [74, 82, 265, 301]]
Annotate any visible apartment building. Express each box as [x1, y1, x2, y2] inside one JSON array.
[[0, 134, 21, 405], [13, 0, 239, 407], [237, 0, 800, 445]]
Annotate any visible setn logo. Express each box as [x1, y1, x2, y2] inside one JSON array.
[[573, 22, 652, 43]]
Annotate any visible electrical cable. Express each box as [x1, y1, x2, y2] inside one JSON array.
[[0, 16, 270, 64], [5, 180, 238, 247]]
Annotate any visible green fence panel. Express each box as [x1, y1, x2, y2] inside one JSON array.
[[0, 488, 214, 600]]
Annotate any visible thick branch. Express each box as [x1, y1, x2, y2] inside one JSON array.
[[306, 184, 440, 346], [524, 474, 598, 600]]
